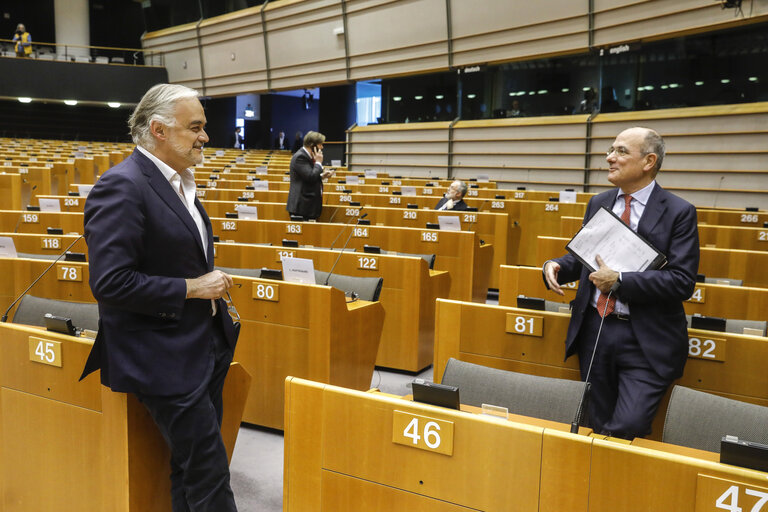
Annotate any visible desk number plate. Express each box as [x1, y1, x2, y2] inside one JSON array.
[[57, 264, 83, 282], [392, 411, 454, 456], [695, 474, 768, 512], [252, 282, 279, 302], [29, 337, 62, 367], [505, 313, 543, 337]]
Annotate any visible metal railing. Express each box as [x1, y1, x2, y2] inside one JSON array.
[[0, 38, 162, 66]]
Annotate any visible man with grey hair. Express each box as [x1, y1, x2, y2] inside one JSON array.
[[435, 180, 469, 211], [286, 130, 334, 219], [543, 126, 699, 440], [80, 83, 239, 511]]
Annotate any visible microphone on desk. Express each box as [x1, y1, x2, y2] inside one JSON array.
[[324, 213, 368, 286], [328, 206, 365, 250], [1, 234, 84, 323], [569, 289, 613, 434], [466, 200, 487, 244]]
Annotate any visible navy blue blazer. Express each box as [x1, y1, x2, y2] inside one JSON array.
[[285, 149, 324, 219], [552, 184, 699, 381], [80, 149, 236, 395]]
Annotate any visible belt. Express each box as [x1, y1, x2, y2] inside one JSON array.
[[612, 312, 630, 321]]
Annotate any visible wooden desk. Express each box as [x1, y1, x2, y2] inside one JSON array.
[[0, 210, 84, 235], [498, 264, 768, 323], [538, 235, 768, 288], [433, 299, 768, 438], [212, 218, 492, 302], [215, 243, 449, 372], [229, 276, 384, 429], [0, 322, 249, 512], [285, 377, 768, 512], [0, 232, 87, 259]]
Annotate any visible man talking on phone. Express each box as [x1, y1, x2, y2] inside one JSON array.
[[286, 130, 334, 220]]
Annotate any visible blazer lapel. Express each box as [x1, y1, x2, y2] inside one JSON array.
[[195, 197, 215, 270], [637, 183, 667, 238], [134, 150, 208, 260]]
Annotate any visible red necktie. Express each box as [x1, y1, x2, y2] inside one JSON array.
[[596, 194, 632, 316]]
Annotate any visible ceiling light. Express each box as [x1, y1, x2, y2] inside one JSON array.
[[645, 85, 654, 91], [64, 100, 78, 106], [392, 96, 402, 102], [435, 94, 444, 99], [721, 79, 730, 84], [695, 81, 704, 86], [637, 86, 645, 91], [669, 83, 679, 88], [466, 94, 476, 99], [537, 89, 548, 94], [414, 95, 423, 100], [508, 92, 515, 96], [18, 97, 32, 103], [561, 88, 569, 93], [528, 91, 535, 95], [748, 77, 758, 82], [661, 85, 669, 90], [107, 102, 121, 108], [582, 87, 591, 91]]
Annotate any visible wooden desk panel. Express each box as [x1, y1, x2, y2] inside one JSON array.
[[230, 276, 383, 429], [211, 218, 491, 302], [215, 243, 449, 372], [537, 235, 768, 288], [498, 264, 768, 323], [0, 232, 88, 258], [433, 299, 768, 438], [0, 210, 84, 235], [0, 174, 22, 211], [0, 322, 248, 512]]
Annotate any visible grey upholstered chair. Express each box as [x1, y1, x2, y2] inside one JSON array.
[[440, 358, 587, 424], [12, 295, 99, 331], [385, 251, 436, 269], [704, 277, 743, 286], [17, 252, 59, 260], [313, 270, 383, 301], [662, 385, 768, 453], [686, 315, 767, 336]]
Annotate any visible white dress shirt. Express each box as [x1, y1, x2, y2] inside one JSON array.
[[590, 180, 656, 315]]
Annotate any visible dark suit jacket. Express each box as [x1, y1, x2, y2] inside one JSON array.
[[286, 148, 324, 219], [81, 149, 236, 395], [274, 136, 288, 150], [551, 184, 699, 381], [435, 196, 469, 211]]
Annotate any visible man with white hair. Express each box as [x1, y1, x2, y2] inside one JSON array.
[[80, 84, 239, 511]]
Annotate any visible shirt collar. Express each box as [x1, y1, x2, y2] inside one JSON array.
[[136, 145, 195, 184], [618, 180, 655, 206]]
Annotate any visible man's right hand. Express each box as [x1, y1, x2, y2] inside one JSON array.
[[186, 270, 233, 299], [544, 261, 564, 296]]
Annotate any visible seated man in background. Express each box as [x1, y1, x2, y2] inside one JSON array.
[[286, 131, 334, 220], [435, 180, 469, 211]]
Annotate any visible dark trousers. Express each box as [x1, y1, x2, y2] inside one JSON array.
[[577, 307, 671, 439], [136, 329, 237, 512]]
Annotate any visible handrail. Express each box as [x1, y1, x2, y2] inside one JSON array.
[[0, 37, 146, 53]]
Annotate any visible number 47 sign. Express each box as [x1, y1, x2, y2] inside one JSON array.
[[697, 474, 768, 512]]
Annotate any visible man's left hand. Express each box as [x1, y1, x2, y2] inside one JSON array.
[[589, 255, 619, 293]]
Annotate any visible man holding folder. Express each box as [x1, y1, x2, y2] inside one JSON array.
[[544, 127, 699, 439]]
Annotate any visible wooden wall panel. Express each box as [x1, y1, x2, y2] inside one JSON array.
[[344, 0, 449, 80], [348, 122, 450, 177], [199, 9, 269, 96], [450, 1, 589, 66], [588, 103, 768, 209], [264, 0, 347, 90], [593, 0, 768, 47], [142, 24, 203, 90]]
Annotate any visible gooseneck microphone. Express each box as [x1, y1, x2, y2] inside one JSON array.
[[324, 213, 368, 286], [1, 234, 84, 322], [569, 289, 613, 434], [328, 206, 365, 249]]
